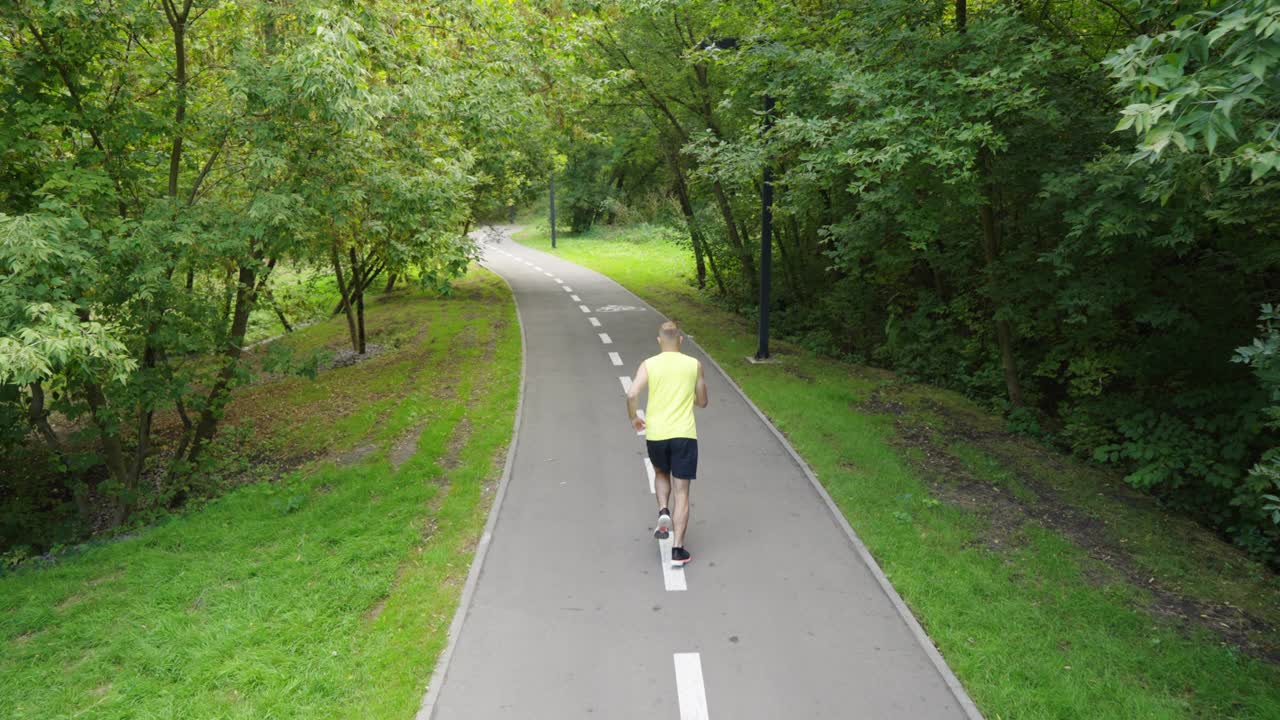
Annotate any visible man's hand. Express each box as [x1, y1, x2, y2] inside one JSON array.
[[627, 360, 649, 432]]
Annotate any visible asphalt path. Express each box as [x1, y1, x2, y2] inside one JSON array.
[[418, 227, 981, 719]]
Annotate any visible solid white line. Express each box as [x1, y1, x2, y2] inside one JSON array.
[[579, 305, 591, 313], [562, 286, 572, 292], [609, 351, 622, 366], [555, 278, 564, 284], [673, 653, 708, 718], [619, 376, 632, 394], [644, 457, 655, 494], [571, 295, 581, 302], [599, 333, 612, 344], [659, 536, 687, 592], [589, 317, 601, 327]]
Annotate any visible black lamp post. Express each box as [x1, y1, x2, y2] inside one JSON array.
[[549, 175, 557, 249]]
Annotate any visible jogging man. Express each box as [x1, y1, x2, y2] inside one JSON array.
[[626, 321, 709, 567]]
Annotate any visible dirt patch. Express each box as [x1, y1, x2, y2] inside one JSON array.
[[333, 443, 377, 467], [868, 383, 1280, 663], [363, 596, 388, 623], [55, 593, 85, 612], [389, 425, 425, 470]]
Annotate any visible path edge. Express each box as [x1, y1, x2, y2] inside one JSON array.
[[510, 236, 985, 720], [415, 256, 528, 720], [693, 350, 985, 720]]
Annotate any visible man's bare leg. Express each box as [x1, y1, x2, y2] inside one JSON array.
[[655, 469, 671, 511], [671, 477, 691, 548]]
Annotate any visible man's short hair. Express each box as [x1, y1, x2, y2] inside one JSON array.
[[659, 321, 682, 341]]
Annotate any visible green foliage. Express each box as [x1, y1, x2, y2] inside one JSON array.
[[559, 0, 1280, 559], [1108, 0, 1280, 182], [0, 0, 565, 545]]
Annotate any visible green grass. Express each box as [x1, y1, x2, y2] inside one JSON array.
[[515, 220, 1280, 720], [0, 268, 519, 719]]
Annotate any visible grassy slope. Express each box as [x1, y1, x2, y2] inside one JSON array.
[[0, 268, 519, 719], [515, 220, 1280, 720]]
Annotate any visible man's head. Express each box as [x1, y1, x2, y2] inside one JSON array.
[[657, 321, 683, 351]]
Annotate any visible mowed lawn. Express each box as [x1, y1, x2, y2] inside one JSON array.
[[0, 268, 519, 719], [515, 220, 1280, 720]]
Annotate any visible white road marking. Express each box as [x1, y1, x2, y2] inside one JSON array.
[[562, 286, 572, 292], [644, 457, 655, 494], [619, 376, 632, 394], [555, 278, 564, 284], [543, 272, 553, 277], [659, 536, 687, 592], [673, 653, 708, 718], [571, 295, 581, 302], [599, 333, 612, 344], [589, 317, 601, 327], [579, 305, 591, 313], [534, 266, 544, 271], [608, 351, 622, 366]]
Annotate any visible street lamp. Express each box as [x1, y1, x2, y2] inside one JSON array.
[[549, 175, 557, 249]]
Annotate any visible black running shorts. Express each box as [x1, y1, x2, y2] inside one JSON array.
[[646, 438, 698, 480]]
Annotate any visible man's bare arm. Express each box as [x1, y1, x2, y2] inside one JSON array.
[[695, 360, 709, 408], [627, 361, 649, 431]]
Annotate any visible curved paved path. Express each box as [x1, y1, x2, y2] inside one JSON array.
[[418, 227, 981, 719]]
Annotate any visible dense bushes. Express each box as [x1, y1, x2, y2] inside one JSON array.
[[559, 0, 1280, 560]]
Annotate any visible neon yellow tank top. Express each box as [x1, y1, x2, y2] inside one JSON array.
[[644, 351, 699, 441]]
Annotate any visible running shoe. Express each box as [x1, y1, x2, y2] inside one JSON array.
[[654, 508, 672, 539], [671, 546, 691, 567]]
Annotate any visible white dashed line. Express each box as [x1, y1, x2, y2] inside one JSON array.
[[571, 295, 581, 302], [534, 265, 543, 271], [562, 286, 572, 292], [555, 278, 564, 284], [608, 352, 622, 366], [598, 333, 612, 344], [673, 653, 708, 717], [659, 536, 687, 591], [619, 376, 632, 394], [589, 317, 601, 327], [579, 305, 591, 313], [543, 271, 553, 277], [644, 457, 655, 494]]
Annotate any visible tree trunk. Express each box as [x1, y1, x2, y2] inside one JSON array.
[[978, 147, 1024, 408], [27, 382, 63, 455], [331, 245, 359, 352], [330, 261, 384, 315], [384, 272, 397, 294], [667, 154, 713, 291], [84, 380, 131, 527], [350, 247, 366, 354], [271, 298, 291, 333], [186, 263, 259, 464], [710, 180, 757, 293]]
